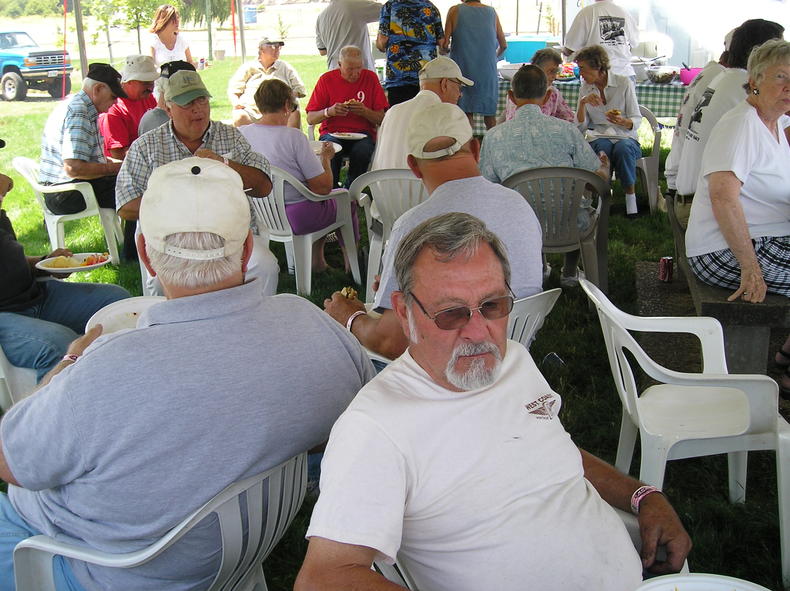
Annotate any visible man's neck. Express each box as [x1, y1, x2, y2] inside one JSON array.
[[173, 123, 209, 153], [259, 59, 276, 70], [514, 98, 542, 109], [421, 157, 481, 194], [162, 273, 245, 299]]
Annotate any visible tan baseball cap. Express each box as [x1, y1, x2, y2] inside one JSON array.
[[407, 103, 473, 160], [140, 158, 251, 260], [121, 55, 159, 83], [164, 70, 212, 106], [418, 56, 474, 86]]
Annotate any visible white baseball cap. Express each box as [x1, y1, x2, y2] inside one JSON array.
[[121, 55, 160, 83], [407, 103, 473, 160], [418, 56, 474, 86], [140, 158, 251, 260]]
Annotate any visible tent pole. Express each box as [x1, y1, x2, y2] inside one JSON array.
[[238, 0, 247, 61]]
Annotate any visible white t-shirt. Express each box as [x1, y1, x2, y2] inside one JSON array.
[[564, 0, 639, 77], [307, 342, 643, 591], [685, 101, 790, 258], [239, 124, 325, 204], [664, 60, 725, 191], [578, 72, 641, 141], [150, 33, 190, 67], [675, 68, 748, 196], [371, 89, 440, 170], [373, 176, 544, 310]]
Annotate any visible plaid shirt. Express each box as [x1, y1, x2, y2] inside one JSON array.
[[39, 90, 105, 184], [116, 120, 270, 211]]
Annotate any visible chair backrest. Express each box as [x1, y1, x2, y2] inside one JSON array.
[[14, 453, 308, 591], [249, 165, 347, 241], [638, 105, 661, 161], [348, 169, 429, 235], [0, 345, 37, 411], [502, 167, 610, 251], [12, 157, 50, 214], [507, 288, 562, 348], [578, 278, 733, 427]]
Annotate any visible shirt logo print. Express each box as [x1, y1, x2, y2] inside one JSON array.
[[525, 393, 558, 420]]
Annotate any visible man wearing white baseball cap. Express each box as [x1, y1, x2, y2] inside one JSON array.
[[371, 56, 473, 170], [324, 102, 543, 363], [0, 157, 374, 591], [117, 69, 279, 296]]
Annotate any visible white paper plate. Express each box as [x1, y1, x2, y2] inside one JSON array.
[[85, 296, 166, 334], [310, 140, 342, 154], [330, 132, 365, 140], [35, 252, 111, 273], [636, 573, 772, 591]]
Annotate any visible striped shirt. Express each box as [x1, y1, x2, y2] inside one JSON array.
[[39, 90, 105, 184], [116, 120, 270, 211]]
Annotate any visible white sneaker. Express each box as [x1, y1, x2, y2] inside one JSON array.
[[560, 268, 585, 288], [543, 262, 552, 282]]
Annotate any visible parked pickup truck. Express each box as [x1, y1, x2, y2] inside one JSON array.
[[0, 31, 73, 101]]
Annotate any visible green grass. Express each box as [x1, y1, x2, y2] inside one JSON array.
[[1, 59, 787, 590]]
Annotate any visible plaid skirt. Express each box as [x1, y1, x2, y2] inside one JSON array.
[[688, 235, 790, 297]]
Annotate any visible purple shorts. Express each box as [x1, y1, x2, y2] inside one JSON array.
[[285, 198, 360, 245]]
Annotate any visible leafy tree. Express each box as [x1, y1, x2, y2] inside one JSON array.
[[119, 0, 161, 53], [180, 0, 230, 27], [26, 0, 60, 16], [1, 0, 26, 17], [84, 0, 123, 61]]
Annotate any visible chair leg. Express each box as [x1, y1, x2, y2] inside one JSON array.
[[579, 239, 599, 288], [776, 425, 790, 589], [637, 440, 669, 489], [338, 224, 361, 286], [98, 208, 121, 264], [44, 220, 61, 252], [291, 236, 313, 296], [726, 451, 748, 504], [366, 234, 383, 304], [615, 412, 638, 475], [284, 242, 295, 276]]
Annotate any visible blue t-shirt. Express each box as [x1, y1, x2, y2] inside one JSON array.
[[378, 0, 443, 89]]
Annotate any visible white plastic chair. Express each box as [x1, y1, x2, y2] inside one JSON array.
[[508, 288, 562, 349], [249, 165, 361, 296], [580, 278, 789, 588], [0, 344, 37, 411], [12, 157, 124, 264], [348, 169, 428, 302], [14, 452, 308, 591], [503, 167, 611, 293], [636, 106, 662, 213]]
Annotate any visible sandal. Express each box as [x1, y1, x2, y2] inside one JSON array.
[[776, 347, 790, 370]]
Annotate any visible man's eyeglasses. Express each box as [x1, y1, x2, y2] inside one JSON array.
[[409, 288, 515, 330]]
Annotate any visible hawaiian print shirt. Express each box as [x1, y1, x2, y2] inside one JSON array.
[[378, 0, 443, 89]]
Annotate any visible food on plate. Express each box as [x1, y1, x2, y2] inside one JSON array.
[[557, 62, 577, 79], [42, 252, 109, 269], [606, 108, 621, 118], [343, 99, 361, 106], [340, 286, 358, 299]]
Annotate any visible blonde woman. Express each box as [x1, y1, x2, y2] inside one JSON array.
[[149, 4, 194, 67]]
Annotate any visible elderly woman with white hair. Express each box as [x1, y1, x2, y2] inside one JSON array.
[[684, 38, 790, 398]]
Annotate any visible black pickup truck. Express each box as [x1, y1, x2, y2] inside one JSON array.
[[0, 30, 73, 101]]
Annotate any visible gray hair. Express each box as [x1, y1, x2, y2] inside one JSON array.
[[82, 77, 101, 92], [146, 232, 242, 289], [747, 38, 790, 85], [531, 48, 562, 68], [511, 64, 548, 100], [339, 45, 362, 63], [394, 212, 511, 302]]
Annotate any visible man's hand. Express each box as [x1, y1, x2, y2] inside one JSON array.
[[637, 493, 692, 574], [0, 172, 13, 198], [324, 291, 365, 326], [38, 248, 74, 278], [728, 263, 767, 303], [67, 324, 104, 357], [345, 101, 367, 116], [195, 148, 224, 162], [329, 102, 350, 118]]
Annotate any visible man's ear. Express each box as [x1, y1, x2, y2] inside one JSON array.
[[390, 291, 412, 338], [137, 234, 156, 277], [406, 154, 423, 179]]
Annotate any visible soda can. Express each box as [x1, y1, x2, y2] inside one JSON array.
[[198, 58, 206, 70], [658, 256, 673, 282]]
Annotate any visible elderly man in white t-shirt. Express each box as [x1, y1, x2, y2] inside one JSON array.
[[296, 212, 692, 591]]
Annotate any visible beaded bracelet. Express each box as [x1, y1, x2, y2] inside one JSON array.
[[345, 310, 366, 332], [630, 485, 662, 515], [61, 354, 80, 364]]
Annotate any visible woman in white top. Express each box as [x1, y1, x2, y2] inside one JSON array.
[[240, 79, 358, 272], [684, 39, 790, 398], [575, 44, 642, 218], [149, 4, 194, 67]]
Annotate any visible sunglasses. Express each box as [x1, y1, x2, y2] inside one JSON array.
[[409, 288, 514, 330]]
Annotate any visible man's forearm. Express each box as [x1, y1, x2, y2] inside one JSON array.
[[580, 448, 642, 511], [230, 161, 272, 197], [350, 312, 408, 360], [63, 159, 120, 180], [118, 198, 141, 221]]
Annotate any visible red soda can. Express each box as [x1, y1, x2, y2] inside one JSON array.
[[658, 256, 673, 282]]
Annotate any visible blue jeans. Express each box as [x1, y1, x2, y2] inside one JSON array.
[[0, 280, 129, 380], [0, 493, 83, 591], [590, 137, 642, 188], [320, 133, 375, 188]]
